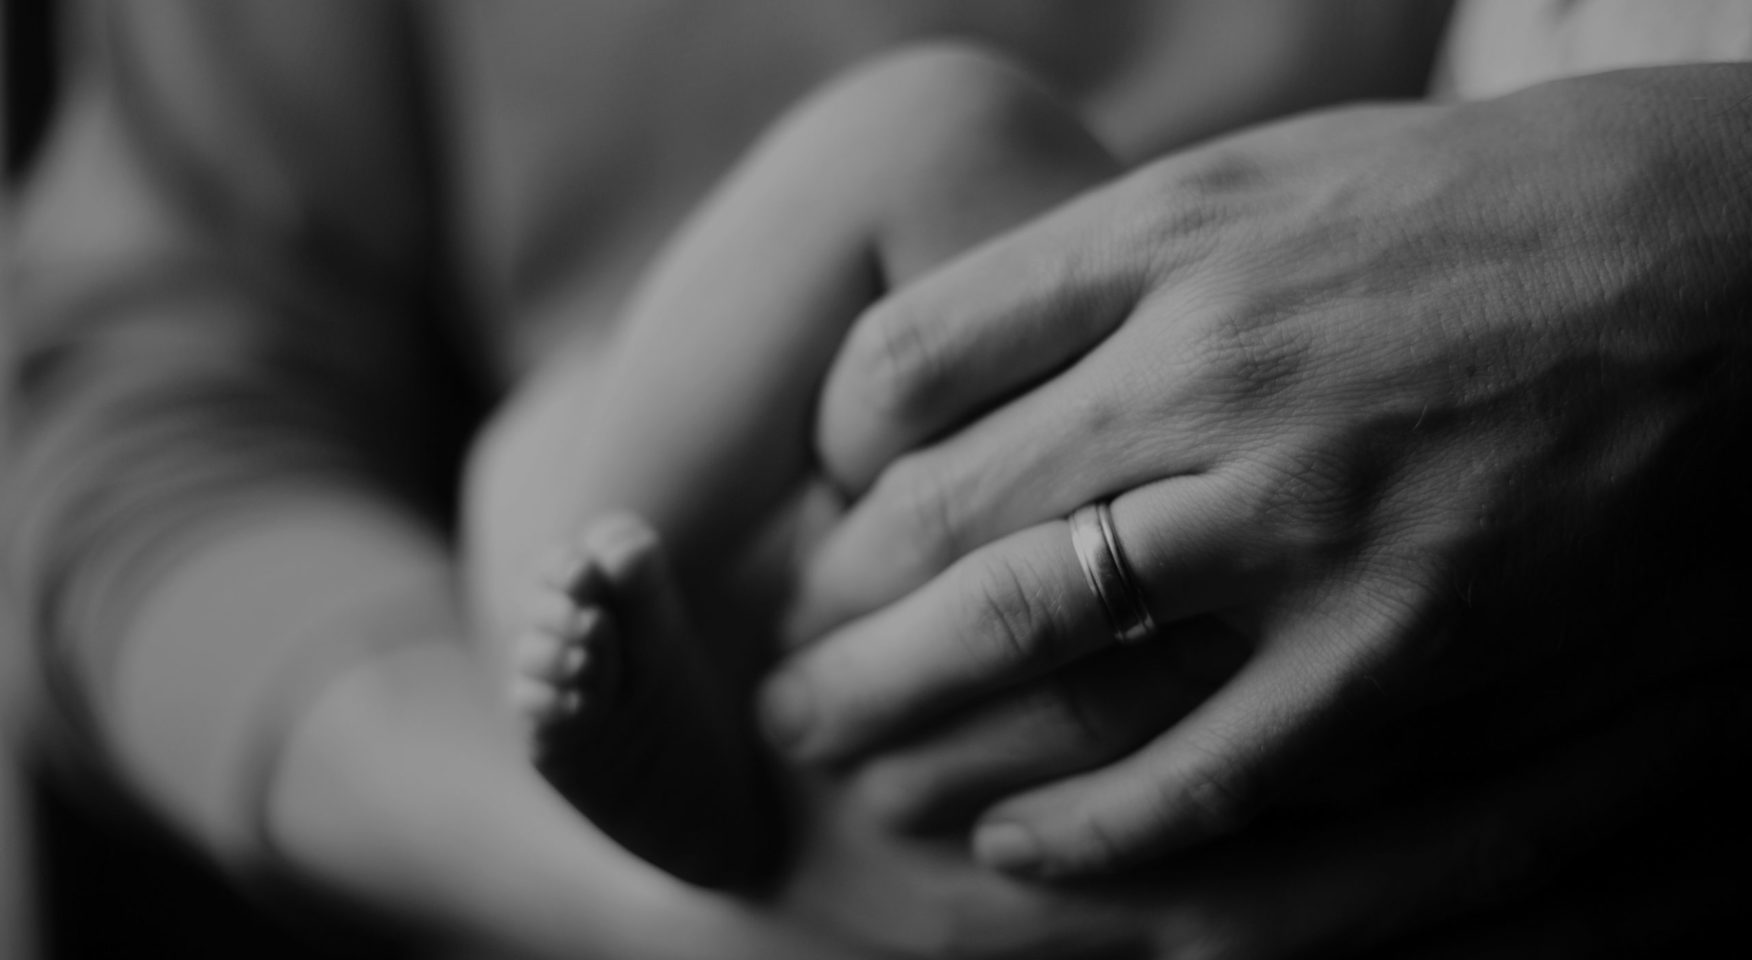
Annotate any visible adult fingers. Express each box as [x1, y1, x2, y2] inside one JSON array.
[[765, 520, 1099, 764], [790, 351, 1193, 643], [844, 619, 1246, 832], [814, 176, 1149, 495], [764, 476, 1267, 764], [973, 590, 1411, 878]]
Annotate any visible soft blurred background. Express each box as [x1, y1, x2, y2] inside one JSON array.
[[5, 3, 55, 955], [3, 2, 400, 956]]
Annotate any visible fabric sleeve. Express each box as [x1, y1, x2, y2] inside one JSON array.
[[2, 0, 481, 851]]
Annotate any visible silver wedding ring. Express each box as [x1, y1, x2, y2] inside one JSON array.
[[1068, 501, 1156, 645]]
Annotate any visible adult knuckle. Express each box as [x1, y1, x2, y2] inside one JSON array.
[[1128, 151, 1251, 247], [1060, 809, 1131, 875], [871, 455, 963, 571], [1062, 366, 1135, 438], [1156, 143, 1267, 201], [1202, 305, 1313, 407], [958, 552, 1057, 674], [849, 296, 949, 424], [1243, 446, 1362, 564]]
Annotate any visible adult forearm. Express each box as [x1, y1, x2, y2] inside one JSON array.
[[265, 635, 860, 960], [90, 506, 851, 959], [4, 314, 852, 960], [97, 497, 460, 854]]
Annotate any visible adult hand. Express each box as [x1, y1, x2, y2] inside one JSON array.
[[763, 576, 1752, 960], [764, 65, 1752, 879]]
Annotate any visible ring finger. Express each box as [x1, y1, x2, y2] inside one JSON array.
[[787, 322, 1223, 646], [761, 473, 1268, 764]]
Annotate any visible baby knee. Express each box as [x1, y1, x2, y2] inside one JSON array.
[[827, 42, 1096, 175], [844, 43, 1055, 122], [784, 42, 1118, 268], [727, 41, 1118, 284], [767, 41, 1108, 189]]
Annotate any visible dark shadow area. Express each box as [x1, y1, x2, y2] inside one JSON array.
[[6, 0, 57, 180], [30, 756, 414, 960]]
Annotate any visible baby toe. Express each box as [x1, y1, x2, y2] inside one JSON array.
[[526, 583, 589, 638], [513, 623, 592, 682], [512, 675, 581, 724], [582, 512, 662, 582]]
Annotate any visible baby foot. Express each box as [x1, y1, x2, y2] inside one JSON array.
[[509, 529, 625, 741], [509, 512, 782, 889]]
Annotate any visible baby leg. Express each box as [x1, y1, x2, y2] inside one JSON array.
[[489, 43, 1121, 889], [520, 44, 1125, 580]]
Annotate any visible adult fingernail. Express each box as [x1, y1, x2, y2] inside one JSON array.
[[759, 672, 813, 755], [974, 821, 1042, 875]]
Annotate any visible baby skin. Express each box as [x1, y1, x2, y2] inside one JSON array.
[[468, 45, 1122, 889]]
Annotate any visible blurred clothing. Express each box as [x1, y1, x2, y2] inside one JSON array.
[[1439, 0, 1752, 97]]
